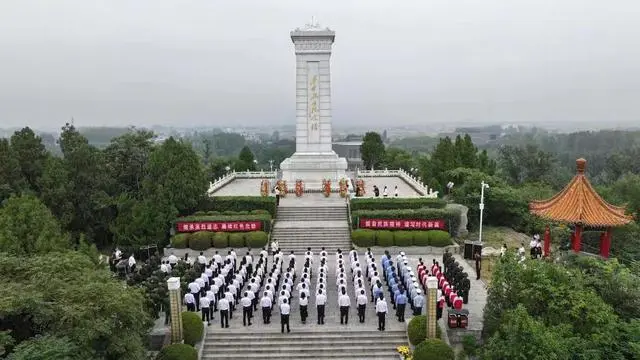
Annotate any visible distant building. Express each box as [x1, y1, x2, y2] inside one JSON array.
[[332, 141, 363, 170]]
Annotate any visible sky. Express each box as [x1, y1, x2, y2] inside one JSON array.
[[1, 0, 639, 129]]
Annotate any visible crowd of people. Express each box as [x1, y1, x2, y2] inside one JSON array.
[[371, 185, 399, 198], [173, 247, 457, 333]]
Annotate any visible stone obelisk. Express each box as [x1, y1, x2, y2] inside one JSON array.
[[279, 18, 347, 188]]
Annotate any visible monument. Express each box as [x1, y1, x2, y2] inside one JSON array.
[[279, 18, 348, 188]]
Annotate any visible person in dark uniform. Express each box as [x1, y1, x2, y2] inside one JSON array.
[[474, 251, 482, 280]]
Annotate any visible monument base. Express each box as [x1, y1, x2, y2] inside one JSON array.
[[280, 152, 348, 189]]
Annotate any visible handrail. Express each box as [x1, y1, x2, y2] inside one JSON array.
[[355, 168, 439, 198]]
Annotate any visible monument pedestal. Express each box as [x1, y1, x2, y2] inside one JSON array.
[[280, 152, 347, 189]]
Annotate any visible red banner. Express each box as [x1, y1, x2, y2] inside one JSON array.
[[176, 221, 262, 233], [359, 218, 446, 230]]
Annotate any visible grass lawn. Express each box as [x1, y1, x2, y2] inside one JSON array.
[[468, 226, 531, 251]]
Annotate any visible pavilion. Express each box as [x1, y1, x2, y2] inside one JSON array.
[[529, 158, 634, 258]]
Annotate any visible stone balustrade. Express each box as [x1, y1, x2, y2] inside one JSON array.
[[356, 168, 439, 198], [207, 170, 277, 196]]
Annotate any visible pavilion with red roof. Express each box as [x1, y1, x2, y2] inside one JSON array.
[[529, 158, 634, 258]]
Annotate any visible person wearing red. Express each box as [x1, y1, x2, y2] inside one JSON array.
[[453, 293, 463, 310], [438, 276, 446, 289], [437, 294, 446, 320], [448, 289, 457, 307]]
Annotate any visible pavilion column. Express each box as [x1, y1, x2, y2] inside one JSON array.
[[167, 277, 184, 344], [543, 225, 551, 257], [571, 225, 583, 253], [599, 228, 612, 258]]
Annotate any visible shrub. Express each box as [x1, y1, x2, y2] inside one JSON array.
[[181, 311, 204, 346], [246, 231, 268, 248], [193, 211, 206, 216], [408, 315, 443, 346], [351, 229, 376, 247], [413, 231, 430, 246], [173, 213, 272, 232], [413, 339, 454, 360], [251, 209, 270, 215], [393, 231, 413, 247], [428, 230, 452, 247], [212, 232, 229, 248], [197, 196, 277, 217], [350, 197, 447, 211], [352, 208, 461, 237], [376, 230, 394, 247], [170, 234, 189, 249], [228, 233, 246, 248], [206, 210, 220, 215], [188, 231, 214, 250], [157, 344, 197, 360]]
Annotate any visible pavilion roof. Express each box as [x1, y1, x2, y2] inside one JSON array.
[[529, 158, 634, 227]]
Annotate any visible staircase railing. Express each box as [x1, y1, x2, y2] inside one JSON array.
[[355, 168, 439, 198], [207, 170, 278, 196]]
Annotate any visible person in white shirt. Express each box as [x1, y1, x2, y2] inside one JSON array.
[[200, 295, 211, 326], [128, 254, 137, 272], [187, 281, 201, 311], [260, 247, 268, 259], [241, 292, 253, 326], [299, 292, 309, 324], [383, 186, 388, 197], [218, 296, 230, 328], [375, 295, 388, 331], [500, 244, 507, 257], [530, 235, 539, 259], [280, 298, 291, 333], [356, 289, 368, 323], [206, 290, 217, 315], [316, 289, 327, 325], [394, 185, 399, 197], [167, 252, 178, 266], [160, 261, 170, 273], [198, 252, 207, 265], [338, 288, 351, 325], [224, 289, 235, 317], [413, 289, 425, 315], [260, 292, 272, 324], [278, 291, 288, 307], [213, 251, 222, 266], [183, 293, 196, 312]]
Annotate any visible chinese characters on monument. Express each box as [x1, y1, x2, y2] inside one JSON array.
[[308, 74, 319, 132], [176, 221, 262, 233], [359, 218, 446, 230]]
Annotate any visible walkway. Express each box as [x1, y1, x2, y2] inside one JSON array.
[[358, 177, 423, 198]]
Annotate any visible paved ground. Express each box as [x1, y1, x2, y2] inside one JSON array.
[[212, 179, 263, 196], [199, 250, 486, 334], [358, 177, 423, 198]]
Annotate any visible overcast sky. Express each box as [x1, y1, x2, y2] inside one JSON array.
[[1, 0, 639, 129]]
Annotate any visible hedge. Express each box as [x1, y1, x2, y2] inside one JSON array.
[[170, 233, 189, 249], [212, 232, 229, 248], [351, 229, 376, 247], [188, 231, 213, 251], [350, 197, 447, 211], [181, 311, 204, 346], [174, 213, 272, 232], [228, 233, 245, 248], [352, 208, 461, 237], [394, 231, 413, 246], [408, 315, 443, 345], [351, 230, 451, 247], [246, 231, 268, 248], [413, 231, 429, 246], [376, 230, 394, 247], [413, 339, 454, 360], [428, 230, 452, 247], [197, 196, 277, 217], [157, 344, 197, 360]]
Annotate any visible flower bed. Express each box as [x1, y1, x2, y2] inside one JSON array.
[[351, 229, 452, 247]]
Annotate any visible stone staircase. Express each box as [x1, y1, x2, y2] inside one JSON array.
[[203, 329, 406, 360], [271, 197, 351, 254]]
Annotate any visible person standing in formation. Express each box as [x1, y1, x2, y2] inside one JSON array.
[[261, 291, 272, 324], [395, 289, 407, 322], [382, 186, 388, 198], [375, 294, 388, 331], [412, 289, 424, 315], [218, 295, 230, 328], [280, 298, 291, 333], [338, 288, 351, 325], [200, 294, 211, 326], [241, 292, 252, 326], [316, 289, 327, 325], [299, 292, 309, 324], [356, 289, 367, 323], [183, 292, 196, 312], [394, 185, 399, 197]]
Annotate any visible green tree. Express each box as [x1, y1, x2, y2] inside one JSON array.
[[104, 129, 155, 197], [0, 252, 153, 360], [7, 336, 83, 360], [9, 127, 48, 193], [238, 145, 256, 171], [383, 147, 416, 171], [0, 194, 70, 256], [361, 132, 385, 169], [454, 134, 477, 168], [497, 144, 556, 185], [0, 139, 26, 202], [38, 156, 75, 229]]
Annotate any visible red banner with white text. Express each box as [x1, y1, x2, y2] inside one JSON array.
[[359, 218, 446, 230], [176, 221, 262, 233]]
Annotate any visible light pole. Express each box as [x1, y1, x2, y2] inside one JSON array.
[[479, 181, 489, 243], [269, 159, 274, 172]]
